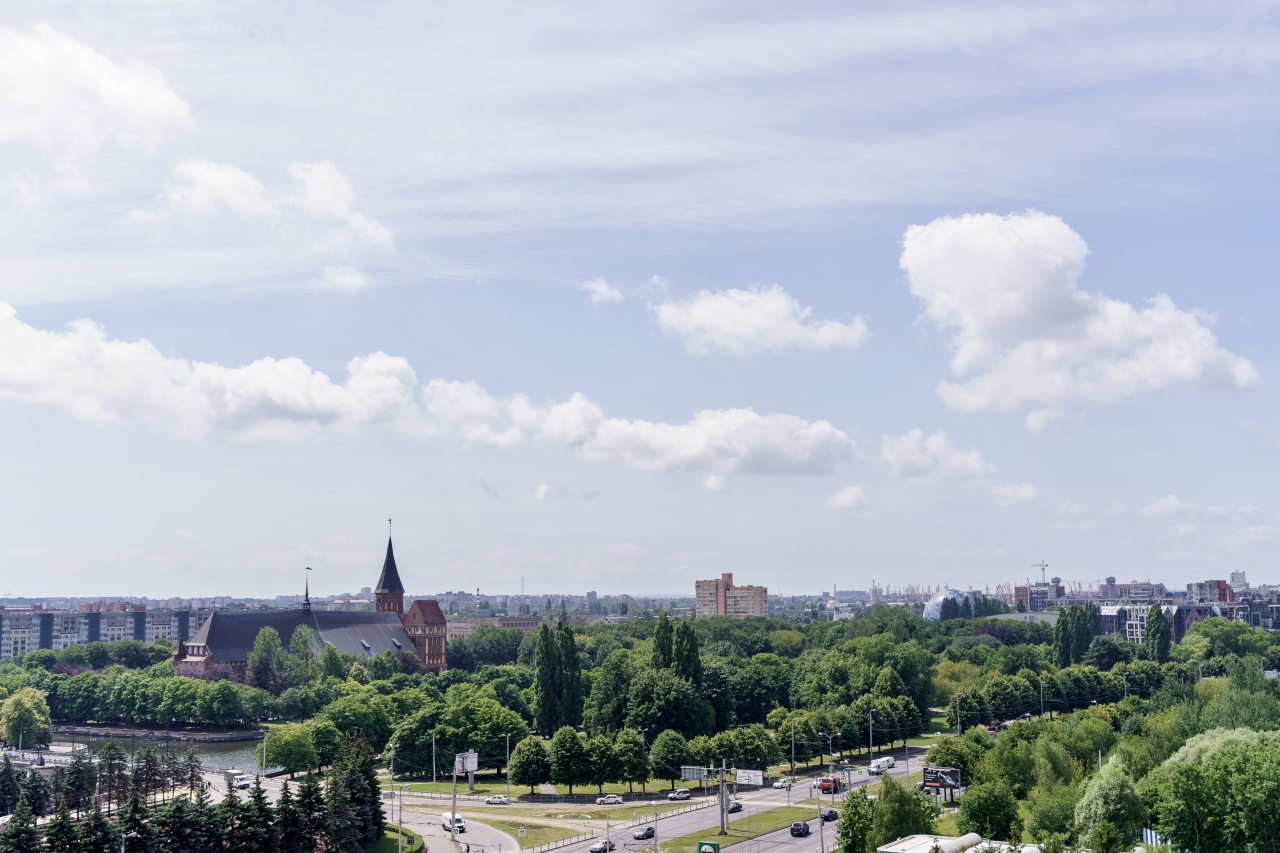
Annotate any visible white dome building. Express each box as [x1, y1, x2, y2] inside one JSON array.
[[923, 589, 977, 621]]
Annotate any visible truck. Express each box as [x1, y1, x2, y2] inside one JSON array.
[[817, 776, 843, 794], [223, 770, 252, 790], [868, 756, 895, 775]]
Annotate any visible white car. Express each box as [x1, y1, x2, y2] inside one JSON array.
[[667, 788, 692, 800], [596, 794, 624, 805], [485, 795, 510, 805], [772, 777, 793, 789]]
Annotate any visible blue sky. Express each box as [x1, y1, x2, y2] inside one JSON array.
[[1, 2, 1278, 598]]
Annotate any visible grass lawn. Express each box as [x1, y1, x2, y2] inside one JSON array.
[[934, 811, 960, 837], [461, 804, 691, 822], [480, 818, 580, 848], [386, 779, 506, 795], [657, 805, 818, 853]]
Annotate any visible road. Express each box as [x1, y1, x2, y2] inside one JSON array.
[[198, 746, 936, 853]]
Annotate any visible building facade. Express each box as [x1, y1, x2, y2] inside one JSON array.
[[0, 605, 200, 661], [695, 573, 768, 617]]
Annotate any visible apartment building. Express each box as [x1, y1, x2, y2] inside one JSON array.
[[695, 572, 768, 617]]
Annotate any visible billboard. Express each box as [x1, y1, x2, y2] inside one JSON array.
[[921, 766, 961, 789], [735, 769, 763, 786], [681, 765, 707, 781]]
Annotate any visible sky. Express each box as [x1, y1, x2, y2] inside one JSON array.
[[2, 1, 1279, 599]]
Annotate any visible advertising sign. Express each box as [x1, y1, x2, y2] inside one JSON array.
[[735, 769, 763, 786], [681, 765, 707, 781], [454, 750, 479, 774], [922, 766, 961, 789]]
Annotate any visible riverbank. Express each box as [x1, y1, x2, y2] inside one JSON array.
[[54, 724, 265, 742]]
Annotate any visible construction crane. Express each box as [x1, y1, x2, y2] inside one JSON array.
[[1032, 561, 1048, 584]]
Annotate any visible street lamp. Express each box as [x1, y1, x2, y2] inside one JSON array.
[[396, 783, 412, 853], [504, 733, 512, 799], [121, 831, 139, 853]]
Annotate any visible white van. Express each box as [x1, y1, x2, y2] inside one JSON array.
[[868, 757, 895, 775], [442, 813, 466, 833]]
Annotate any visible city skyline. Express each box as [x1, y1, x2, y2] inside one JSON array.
[[4, 4, 1280, 597]]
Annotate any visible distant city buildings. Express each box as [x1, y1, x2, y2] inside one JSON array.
[[0, 604, 199, 661], [695, 572, 768, 617]]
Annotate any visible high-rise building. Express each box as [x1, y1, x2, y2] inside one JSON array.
[[695, 573, 768, 617], [1187, 579, 1235, 604]]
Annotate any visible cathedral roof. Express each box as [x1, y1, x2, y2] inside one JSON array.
[[187, 609, 413, 663], [375, 537, 405, 594]]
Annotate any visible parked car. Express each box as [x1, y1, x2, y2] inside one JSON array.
[[789, 822, 811, 838], [772, 777, 793, 789], [726, 801, 742, 814], [869, 756, 895, 775], [668, 788, 691, 801], [485, 795, 510, 805], [820, 808, 837, 822], [596, 794, 624, 805], [633, 827, 655, 840], [588, 841, 617, 853]]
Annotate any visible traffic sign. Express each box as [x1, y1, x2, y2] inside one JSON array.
[[697, 841, 720, 853], [518, 827, 527, 837]]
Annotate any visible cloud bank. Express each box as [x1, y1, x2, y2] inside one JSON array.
[[0, 303, 854, 478], [900, 211, 1258, 430]]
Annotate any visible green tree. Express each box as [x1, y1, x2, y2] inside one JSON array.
[[586, 734, 617, 794], [672, 621, 703, 688], [1073, 761, 1145, 845], [870, 774, 937, 847], [957, 782, 1019, 840], [308, 718, 343, 770], [549, 726, 590, 794], [276, 782, 307, 853], [534, 624, 562, 734], [240, 777, 277, 851], [509, 735, 551, 793], [44, 798, 79, 853], [318, 692, 393, 752], [265, 722, 319, 778], [584, 649, 633, 734], [649, 729, 694, 788], [558, 622, 584, 729], [296, 772, 326, 850], [1143, 604, 1172, 663], [78, 799, 119, 853], [0, 793, 37, 853], [0, 687, 51, 748], [245, 627, 287, 694], [943, 687, 991, 733], [286, 625, 320, 686], [835, 788, 874, 853], [0, 759, 16, 816], [613, 728, 651, 793], [118, 789, 158, 853], [652, 612, 674, 670], [625, 668, 712, 738]]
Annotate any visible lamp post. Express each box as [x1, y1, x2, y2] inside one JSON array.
[[121, 831, 139, 853], [504, 733, 512, 799], [397, 783, 412, 853]]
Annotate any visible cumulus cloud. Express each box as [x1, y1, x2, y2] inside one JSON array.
[[900, 211, 1258, 429], [154, 158, 392, 248], [581, 278, 624, 304], [827, 485, 867, 510], [881, 428, 994, 482], [0, 24, 192, 184], [0, 303, 854, 479], [993, 482, 1038, 502], [1140, 494, 1196, 516], [653, 284, 868, 356]]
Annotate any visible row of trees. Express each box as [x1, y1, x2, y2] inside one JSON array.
[[0, 736, 384, 853]]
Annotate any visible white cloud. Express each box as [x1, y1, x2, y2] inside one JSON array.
[[0, 303, 854, 479], [0, 24, 192, 184], [155, 159, 393, 248], [581, 278, 624, 304], [880, 428, 994, 482], [993, 482, 1038, 502], [1058, 501, 1087, 515], [900, 211, 1258, 428], [1226, 525, 1274, 548], [1140, 494, 1196, 516], [653, 284, 868, 356], [0, 303, 419, 442], [311, 266, 373, 294], [827, 485, 867, 510]]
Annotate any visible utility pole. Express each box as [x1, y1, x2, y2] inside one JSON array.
[[504, 733, 512, 798], [718, 759, 728, 835], [789, 721, 796, 777], [955, 694, 961, 735], [450, 754, 460, 843], [432, 732, 437, 787], [869, 708, 876, 758], [1039, 679, 1045, 717]]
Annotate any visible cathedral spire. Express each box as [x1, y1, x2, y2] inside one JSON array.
[[375, 523, 406, 616], [303, 566, 312, 613]]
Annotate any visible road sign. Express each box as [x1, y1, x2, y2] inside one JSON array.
[[735, 769, 763, 786], [697, 842, 720, 853], [681, 765, 707, 781], [518, 827, 527, 837]]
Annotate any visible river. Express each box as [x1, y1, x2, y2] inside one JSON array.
[[65, 734, 282, 775]]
